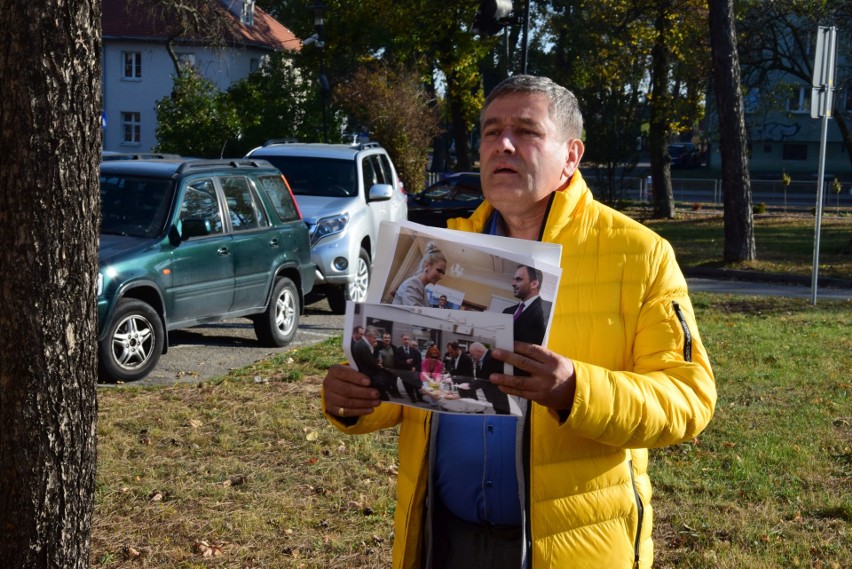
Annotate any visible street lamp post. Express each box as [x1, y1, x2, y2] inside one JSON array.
[[309, 1, 329, 143]]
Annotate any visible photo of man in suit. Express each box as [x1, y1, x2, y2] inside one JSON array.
[[468, 342, 511, 414], [351, 326, 401, 400], [503, 265, 552, 346], [394, 333, 424, 403]]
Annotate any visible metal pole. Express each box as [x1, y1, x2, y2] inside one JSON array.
[[810, 113, 828, 305], [520, 0, 530, 74]]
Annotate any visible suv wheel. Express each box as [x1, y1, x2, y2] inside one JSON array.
[[98, 298, 164, 382], [254, 277, 300, 347], [327, 247, 370, 314]]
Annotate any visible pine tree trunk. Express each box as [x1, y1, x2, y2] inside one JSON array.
[[0, 0, 102, 566], [709, 0, 756, 262]]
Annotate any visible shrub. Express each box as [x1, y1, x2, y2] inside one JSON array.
[[753, 202, 767, 214]]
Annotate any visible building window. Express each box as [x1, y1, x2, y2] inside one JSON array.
[[787, 86, 810, 114], [241, 0, 255, 25], [763, 144, 772, 153], [782, 143, 807, 161], [121, 112, 141, 145], [250, 58, 260, 73], [122, 51, 141, 80]]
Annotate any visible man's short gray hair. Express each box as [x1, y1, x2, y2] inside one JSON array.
[[481, 75, 583, 141]]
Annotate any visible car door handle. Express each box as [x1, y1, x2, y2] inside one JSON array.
[[269, 238, 280, 248], [217, 247, 230, 256]]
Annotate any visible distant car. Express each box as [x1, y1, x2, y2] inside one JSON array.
[[98, 159, 315, 382], [101, 151, 183, 161], [407, 172, 483, 227], [244, 141, 407, 313], [668, 143, 700, 169]]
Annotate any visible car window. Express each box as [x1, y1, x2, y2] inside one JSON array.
[[423, 183, 453, 200], [259, 156, 357, 197], [100, 174, 172, 238], [377, 154, 395, 185], [258, 175, 300, 222], [220, 176, 269, 232], [181, 178, 224, 235], [453, 185, 483, 202], [362, 156, 379, 190]]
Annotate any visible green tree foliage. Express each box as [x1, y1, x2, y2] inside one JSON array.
[[335, 62, 440, 191], [226, 53, 335, 153], [154, 69, 240, 158]]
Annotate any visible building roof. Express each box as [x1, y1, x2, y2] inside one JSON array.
[[102, 0, 301, 52]]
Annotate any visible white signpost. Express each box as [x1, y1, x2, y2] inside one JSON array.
[[809, 26, 837, 305]]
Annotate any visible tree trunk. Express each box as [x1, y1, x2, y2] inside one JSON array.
[[0, 0, 101, 566], [709, 0, 756, 262], [649, 1, 675, 219]]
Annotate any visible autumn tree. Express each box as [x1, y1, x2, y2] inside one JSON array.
[[335, 62, 441, 191], [0, 0, 101, 566], [709, 0, 756, 262]]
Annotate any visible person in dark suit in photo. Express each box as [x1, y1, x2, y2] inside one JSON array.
[[394, 333, 424, 403], [445, 342, 477, 399], [503, 265, 553, 346], [350, 325, 364, 352], [468, 342, 511, 414], [352, 326, 400, 400]]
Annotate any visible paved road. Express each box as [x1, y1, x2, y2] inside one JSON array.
[[101, 278, 849, 388]]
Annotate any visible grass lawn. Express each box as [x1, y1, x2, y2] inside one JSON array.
[[91, 294, 851, 568]]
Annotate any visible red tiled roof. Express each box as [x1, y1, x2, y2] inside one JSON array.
[[102, 0, 301, 52]]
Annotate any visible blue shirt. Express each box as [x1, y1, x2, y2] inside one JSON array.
[[433, 209, 522, 526], [434, 414, 521, 525]]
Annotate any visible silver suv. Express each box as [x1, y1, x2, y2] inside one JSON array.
[[245, 141, 407, 313]]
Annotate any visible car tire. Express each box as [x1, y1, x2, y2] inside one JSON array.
[[254, 276, 300, 347], [326, 247, 370, 314], [98, 298, 164, 382]]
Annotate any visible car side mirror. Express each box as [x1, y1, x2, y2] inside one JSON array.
[[181, 218, 212, 240], [368, 183, 394, 202]]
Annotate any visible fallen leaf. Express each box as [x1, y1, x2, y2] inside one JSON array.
[[188, 419, 203, 429], [123, 546, 141, 559], [306, 430, 319, 441], [148, 491, 163, 502], [722, 442, 736, 448], [222, 474, 245, 487]]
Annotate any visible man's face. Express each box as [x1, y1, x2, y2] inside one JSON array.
[[365, 332, 377, 346], [469, 345, 485, 360], [511, 267, 537, 301], [479, 92, 580, 219], [401, 335, 411, 347], [353, 327, 364, 340], [449, 346, 460, 358], [382, 333, 391, 347]]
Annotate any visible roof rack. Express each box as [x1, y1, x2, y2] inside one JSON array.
[[176, 159, 271, 174], [356, 141, 381, 150], [262, 138, 299, 147]]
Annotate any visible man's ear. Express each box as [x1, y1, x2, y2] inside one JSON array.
[[563, 138, 585, 177]]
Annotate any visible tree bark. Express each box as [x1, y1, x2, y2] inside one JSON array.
[[649, 1, 676, 219], [0, 0, 101, 566], [709, 0, 756, 262]]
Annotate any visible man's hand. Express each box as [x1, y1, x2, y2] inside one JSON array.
[[489, 342, 577, 413], [323, 364, 382, 418]]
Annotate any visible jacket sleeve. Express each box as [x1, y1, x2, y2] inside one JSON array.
[[321, 389, 404, 434], [563, 240, 717, 449]]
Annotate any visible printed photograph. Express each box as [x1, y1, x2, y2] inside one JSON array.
[[344, 302, 522, 416]]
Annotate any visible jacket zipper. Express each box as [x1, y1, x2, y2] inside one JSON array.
[[672, 301, 693, 362], [628, 459, 644, 568]]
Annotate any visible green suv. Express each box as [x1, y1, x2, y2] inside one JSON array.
[[98, 159, 315, 382]]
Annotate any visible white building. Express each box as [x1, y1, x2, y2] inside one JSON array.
[[102, 0, 300, 152]]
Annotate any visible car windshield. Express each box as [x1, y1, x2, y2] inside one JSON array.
[[668, 145, 684, 157], [259, 156, 357, 198], [100, 174, 173, 238]]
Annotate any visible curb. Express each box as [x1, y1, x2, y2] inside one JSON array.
[[683, 267, 852, 290]]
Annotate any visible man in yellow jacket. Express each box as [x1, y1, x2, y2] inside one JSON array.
[[322, 75, 716, 568]]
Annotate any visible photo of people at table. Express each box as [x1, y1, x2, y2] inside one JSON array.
[[344, 302, 522, 416]]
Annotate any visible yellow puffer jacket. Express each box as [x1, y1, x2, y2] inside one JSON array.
[[324, 171, 716, 568]]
